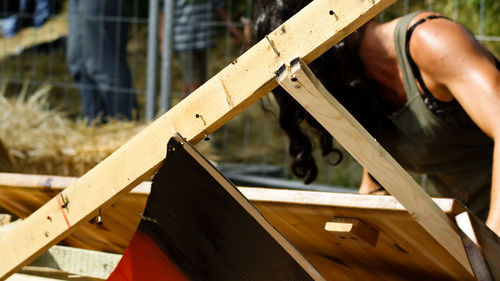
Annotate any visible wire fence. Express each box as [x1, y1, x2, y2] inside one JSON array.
[[0, 0, 499, 189]]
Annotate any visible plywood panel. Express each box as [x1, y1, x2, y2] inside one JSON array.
[[277, 58, 472, 275], [0, 174, 148, 253], [2, 173, 495, 280]]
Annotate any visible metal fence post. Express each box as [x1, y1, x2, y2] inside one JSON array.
[[160, 0, 174, 113], [145, 0, 159, 120]]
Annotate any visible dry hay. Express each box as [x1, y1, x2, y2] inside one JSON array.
[[0, 82, 215, 177]]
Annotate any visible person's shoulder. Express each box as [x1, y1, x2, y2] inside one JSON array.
[[407, 12, 476, 68], [408, 12, 474, 54]]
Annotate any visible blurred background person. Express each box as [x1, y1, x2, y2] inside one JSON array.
[[163, 0, 243, 97], [66, 0, 137, 123], [1, 0, 51, 38]]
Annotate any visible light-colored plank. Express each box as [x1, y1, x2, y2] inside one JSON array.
[[0, 172, 459, 255], [0, 1, 395, 279], [0, 172, 149, 194], [0, 214, 12, 226], [0, 219, 22, 238], [240, 187, 459, 214], [27, 245, 121, 280], [456, 211, 500, 280], [0, 213, 119, 279], [0, 172, 460, 213], [6, 273, 70, 281], [245, 188, 474, 280], [277, 58, 473, 276], [325, 218, 379, 247]]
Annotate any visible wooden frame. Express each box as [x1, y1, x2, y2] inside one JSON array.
[[0, 0, 396, 279], [276, 58, 474, 276], [1, 171, 499, 279]]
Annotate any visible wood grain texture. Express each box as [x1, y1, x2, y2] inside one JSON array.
[[26, 245, 121, 280], [0, 173, 459, 255], [277, 58, 474, 276], [243, 188, 474, 281], [325, 218, 379, 247], [0, 0, 395, 279], [2, 173, 498, 280], [0, 173, 148, 253]]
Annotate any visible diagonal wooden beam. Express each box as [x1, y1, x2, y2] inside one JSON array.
[[277, 58, 474, 277], [0, 0, 396, 279]]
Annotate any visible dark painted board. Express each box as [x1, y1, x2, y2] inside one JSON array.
[[138, 135, 322, 281]]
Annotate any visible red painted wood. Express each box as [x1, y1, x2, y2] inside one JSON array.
[[107, 230, 190, 281]]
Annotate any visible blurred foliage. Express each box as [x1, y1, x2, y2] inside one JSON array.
[[381, 0, 500, 56]]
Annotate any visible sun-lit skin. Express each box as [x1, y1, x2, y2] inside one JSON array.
[[357, 12, 500, 235]]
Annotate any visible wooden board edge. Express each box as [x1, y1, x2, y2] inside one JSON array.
[[277, 57, 473, 275]]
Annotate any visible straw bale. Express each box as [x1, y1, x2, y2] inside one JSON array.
[[0, 84, 215, 177]]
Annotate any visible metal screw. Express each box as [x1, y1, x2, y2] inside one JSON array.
[[97, 209, 103, 225]]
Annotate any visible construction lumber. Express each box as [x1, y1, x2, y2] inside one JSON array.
[[2, 172, 499, 280], [25, 245, 121, 280], [0, 220, 22, 238], [107, 135, 324, 280], [0, 213, 121, 280], [0, 173, 149, 253], [0, 214, 12, 226], [277, 58, 474, 277], [1, 220, 119, 280], [0, 0, 395, 279], [6, 273, 76, 281], [456, 211, 500, 280], [0, 172, 463, 251]]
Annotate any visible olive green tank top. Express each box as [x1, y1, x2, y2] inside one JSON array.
[[377, 11, 494, 220]]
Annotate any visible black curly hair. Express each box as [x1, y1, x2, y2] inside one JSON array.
[[254, 0, 388, 184]]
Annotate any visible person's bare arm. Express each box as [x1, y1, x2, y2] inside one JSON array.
[[359, 169, 388, 195], [410, 14, 500, 236]]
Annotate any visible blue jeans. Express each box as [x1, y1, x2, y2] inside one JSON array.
[[66, 0, 137, 121], [2, 0, 50, 38]]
